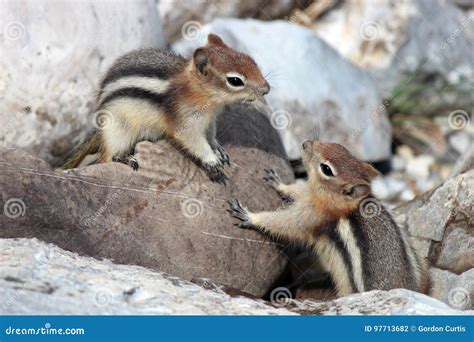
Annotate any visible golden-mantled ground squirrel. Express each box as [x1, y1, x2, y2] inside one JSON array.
[[63, 34, 270, 182], [228, 140, 429, 296]]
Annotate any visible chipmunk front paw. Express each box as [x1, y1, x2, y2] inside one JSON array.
[[227, 199, 253, 229], [263, 168, 282, 188], [113, 155, 139, 171], [203, 160, 227, 184], [213, 143, 230, 166]]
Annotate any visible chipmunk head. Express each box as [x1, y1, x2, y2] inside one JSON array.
[[302, 140, 380, 215], [192, 34, 270, 104]]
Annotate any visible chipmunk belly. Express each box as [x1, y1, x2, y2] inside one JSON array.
[[314, 235, 356, 296]]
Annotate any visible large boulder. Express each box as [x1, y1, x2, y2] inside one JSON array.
[[0, 104, 290, 297], [394, 169, 474, 309], [0, 238, 292, 315], [173, 18, 392, 161], [0, 0, 165, 165], [1, 238, 469, 315]]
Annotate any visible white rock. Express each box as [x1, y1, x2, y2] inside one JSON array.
[[0, 0, 165, 163], [372, 175, 407, 201], [406, 154, 435, 179], [0, 238, 293, 315], [173, 19, 392, 161], [288, 289, 472, 315]]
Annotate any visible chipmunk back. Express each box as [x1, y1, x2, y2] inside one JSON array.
[[228, 140, 429, 296]]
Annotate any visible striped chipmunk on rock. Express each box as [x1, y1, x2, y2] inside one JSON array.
[[228, 140, 430, 297], [62, 34, 270, 183]]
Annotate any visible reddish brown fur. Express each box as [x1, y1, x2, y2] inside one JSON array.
[[303, 140, 380, 219]]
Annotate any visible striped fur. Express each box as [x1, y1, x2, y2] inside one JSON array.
[[228, 140, 430, 297], [63, 34, 270, 178]]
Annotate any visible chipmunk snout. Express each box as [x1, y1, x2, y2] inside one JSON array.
[[261, 82, 270, 95]]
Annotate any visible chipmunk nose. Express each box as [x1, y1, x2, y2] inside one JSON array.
[[261, 82, 270, 95]]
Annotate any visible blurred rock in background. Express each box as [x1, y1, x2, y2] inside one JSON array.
[[159, 0, 311, 43], [173, 18, 392, 161]]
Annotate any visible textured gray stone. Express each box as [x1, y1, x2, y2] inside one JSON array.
[[2, 238, 470, 315], [281, 289, 471, 315], [0, 138, 291, 297], [436, 227, 474, 273], [173, 18, 392, 161], [0, 238, 293, 315], [0, 0, 165, 164], [398, 170, 473, 242], [430, 268, 473, 310]]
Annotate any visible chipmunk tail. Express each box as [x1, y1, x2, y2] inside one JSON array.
[[61, 131, 102, 169]]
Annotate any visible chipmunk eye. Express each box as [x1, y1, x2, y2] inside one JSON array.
[[226, 76, 245, 87], [320, 163, 334, 177]]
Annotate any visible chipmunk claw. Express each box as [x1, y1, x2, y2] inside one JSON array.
[[213, 144, 230, 166], [204, 161, 227, 184], [227, 199, 252, 229], [113, 155, 139, 171], [263, 168, 282, 188]]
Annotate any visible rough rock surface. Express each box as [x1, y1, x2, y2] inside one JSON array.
[[2, 238, 470, 315], [0, 238, 293, 315], [0, 104, 292, 297], [0, 0, 165, 164], [310, 0, 473, 102], [393, 169, 473, 309], [173, 18, 392, 161], [286, 289, 473, 315]]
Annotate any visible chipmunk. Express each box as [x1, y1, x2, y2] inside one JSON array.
[[228, 140, 429, 297], [62, 34, 270, 182]]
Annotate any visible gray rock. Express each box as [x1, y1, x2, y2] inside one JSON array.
[[310, 0, 473, 104], [0, 104, 292, 297], [0, 238, 293, 315], [2, 238, 469, 315], [0, 0, 165, 164], [430, 268, 473, 310], [436, 228, 474, 273], [285, 289, 472, 315], [395, 170, 473, 242], [173, 18, 392, 161]]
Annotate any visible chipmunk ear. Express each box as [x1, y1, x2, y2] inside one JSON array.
[[193, 48, 209, 76], [363, 163, 380, 179], [342, 183, 371, 199], [207, 33, 227, 48]]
